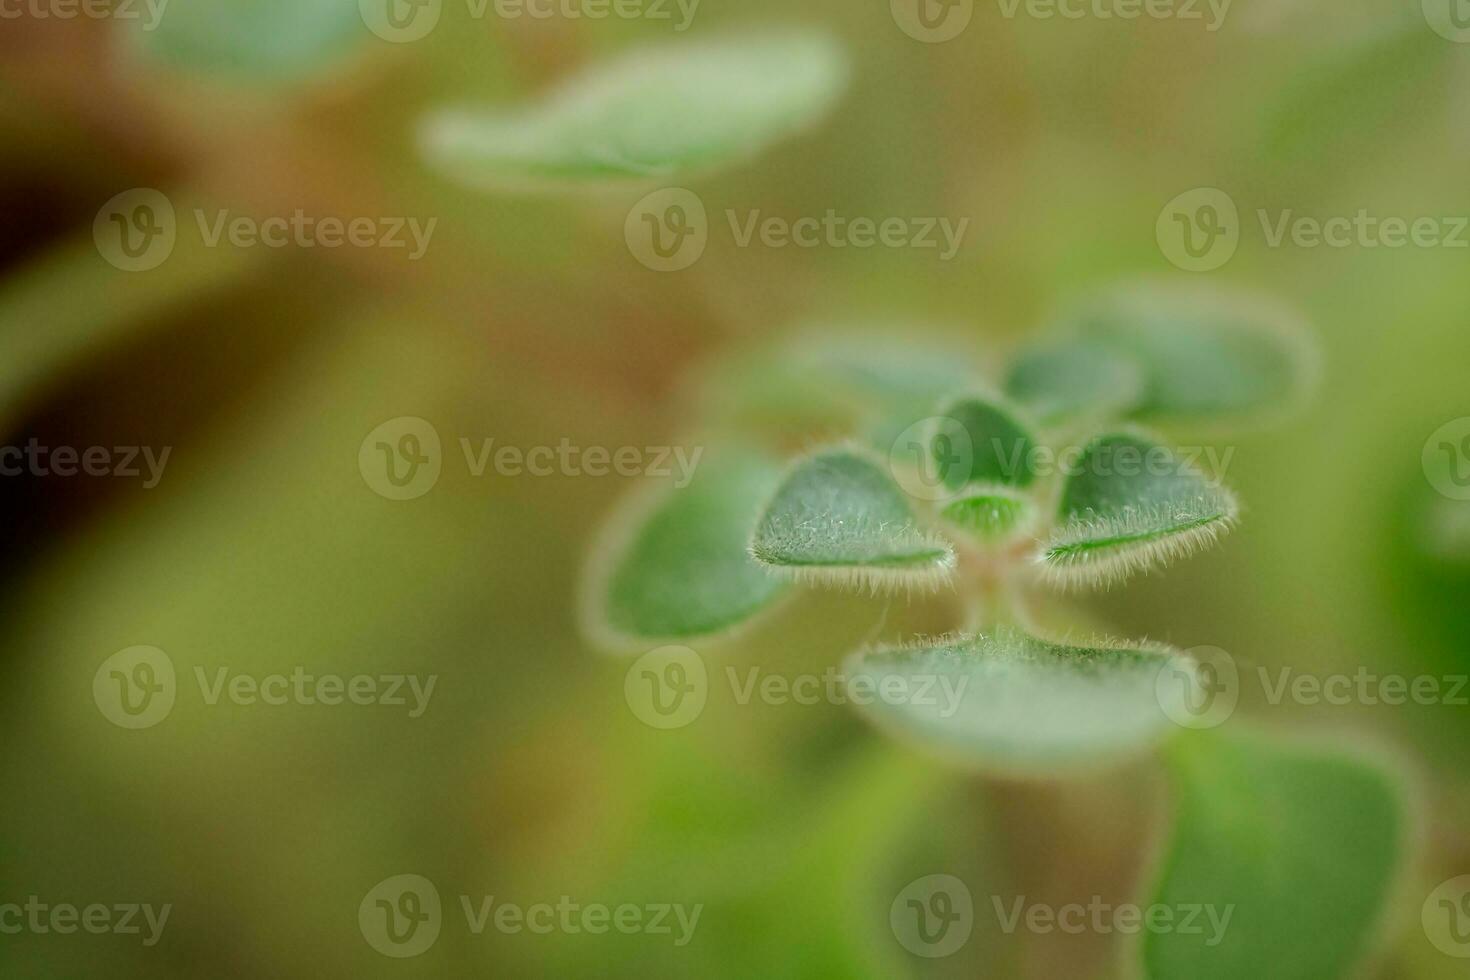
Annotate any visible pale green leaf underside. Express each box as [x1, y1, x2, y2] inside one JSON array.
[[1061, 285, 1316, 425], [750, 448, 954, 591], [844, 629, 1193, 775], [1145, 730, 1406, 980], [1005, 338, 1145, 423], [131, 0, 364, 81], [1042, 432, 1238, 587], [587, 450, 789, 646], [420, 32, 849, 189], [940, 486, 1033, 542]]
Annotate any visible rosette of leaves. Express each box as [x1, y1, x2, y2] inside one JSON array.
[[582, 287, 1411, 979]]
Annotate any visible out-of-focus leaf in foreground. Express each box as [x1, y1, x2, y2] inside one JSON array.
[[419, 32, 849, 191]]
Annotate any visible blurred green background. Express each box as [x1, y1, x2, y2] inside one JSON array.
[[1, 0, 1468, 976]]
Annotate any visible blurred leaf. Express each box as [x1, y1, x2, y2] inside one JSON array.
[[1059, 284, 1318, 428], [0, 220, 267, 431], [1041, 432, 1238, 588], [932, 395, 1039, 493], [419, 32, 849, 191], [129, 0, 366, 83], [1142, 729, 1408, 980], [844, 628, 1192, 776], [1004, 338, 1144, 424], [750, 447, 954, 592], [583, 449, 789, 649]]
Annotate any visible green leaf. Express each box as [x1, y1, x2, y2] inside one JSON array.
[[931, 395, 1039, 493], [1060, 285, 1318, 427], [843, 628, 1195, 776], [582, 449, 790, 649], [130, 0, 365, 83], [1041, 432, 1238, 588], [1142, 730, 1408, 980], [1005, 338, 1145, 424], [419, 32, 849, 190], [939, 487, 1034, 543], [749, 448, 954, 592]]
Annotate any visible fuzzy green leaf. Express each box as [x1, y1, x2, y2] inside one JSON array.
[[1062, 285, 1317, 427], [1005, 338, 1145, 423], [419, 32, 849, 191], [130, 0, 364, 83], [1041, 432, 1238, 587], [750, 448, 954, 592], [582, 449, 789, 649], [843, 628, 1196, 776], [1142, 730, 1407, 980]]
